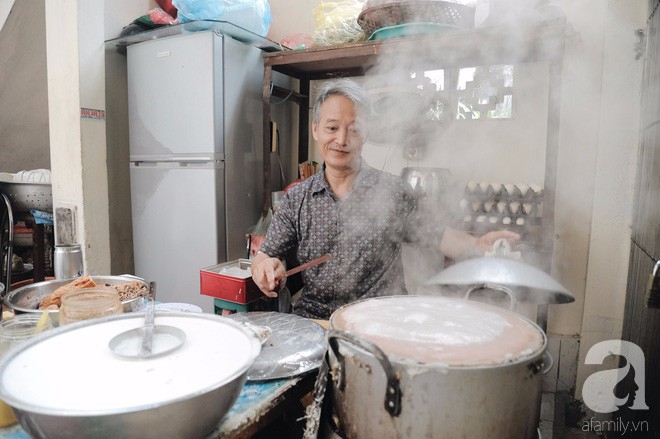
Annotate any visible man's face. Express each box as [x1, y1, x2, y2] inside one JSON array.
[[312, 95, 366, 174]]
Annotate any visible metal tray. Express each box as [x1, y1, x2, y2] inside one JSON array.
[[4, 275, 148, 320], [224, 312, 327, 381], [0, 181, 52, 213]]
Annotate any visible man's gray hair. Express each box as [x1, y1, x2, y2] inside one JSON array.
[[312, 79, 370, 125]]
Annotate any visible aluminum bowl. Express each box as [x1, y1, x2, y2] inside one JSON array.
[[0, 312, 261, 439], [3, 276, 148, 325]]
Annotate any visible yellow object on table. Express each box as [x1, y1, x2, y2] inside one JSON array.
[[0, 402, 16, 428], [311, 319, 329, 330]]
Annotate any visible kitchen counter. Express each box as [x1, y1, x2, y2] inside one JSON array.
[[0, 372, 317, 438]]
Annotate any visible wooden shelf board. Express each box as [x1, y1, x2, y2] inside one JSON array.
[[264, 19, 567, 79]]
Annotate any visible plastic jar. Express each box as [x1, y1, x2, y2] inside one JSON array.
[[0, 314, 53, 426], [59, 288, 123, 325]]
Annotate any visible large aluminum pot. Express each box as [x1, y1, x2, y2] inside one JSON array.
[[0, 311, 261, 439], [3, 275, 148, 325], [328, 296, 547, 439]]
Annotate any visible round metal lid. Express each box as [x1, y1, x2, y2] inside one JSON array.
[[224, 312, 327, 381], [0, 312, 261, 415], [330, 296, 545, 366], [425, 256, 575, 304]]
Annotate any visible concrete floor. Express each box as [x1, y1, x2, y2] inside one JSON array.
[[563, 428, 604, 439]]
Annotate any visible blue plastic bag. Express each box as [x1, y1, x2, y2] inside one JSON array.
[[30, 209, 54, 225], [172, 0, 272, 36]]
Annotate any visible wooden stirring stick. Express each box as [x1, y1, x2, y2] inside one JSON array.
[[285, 253, 332, 277]]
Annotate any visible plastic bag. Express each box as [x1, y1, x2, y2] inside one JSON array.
[[8, 169, 51, 183], [150, 8, 178, 25], [156, 0, 178, 18], [172, 0, 272, 36], [173, 0, 225, 22], [30, 209, 54, 225], [281, 33, 315, 50], [313, 0, 366, 46]]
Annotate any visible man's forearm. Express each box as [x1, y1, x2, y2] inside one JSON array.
[[440, 227, 521, 261], [439, 227, 481, 261]]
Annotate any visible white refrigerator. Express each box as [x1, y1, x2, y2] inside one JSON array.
[[127, 31, 264, 312]]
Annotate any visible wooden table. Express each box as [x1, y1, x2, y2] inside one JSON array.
[[0, 372, 317, 439], [211, 373, 316, 438]]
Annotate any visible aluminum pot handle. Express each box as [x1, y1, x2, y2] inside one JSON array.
[[327, 329, 402, 417], [465, 283, 517, 311], [2, 193, 14, 300], [542, 350, 554, 375]]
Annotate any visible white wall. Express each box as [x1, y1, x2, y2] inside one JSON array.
[[267, 0, 318, 43], [0, 0, 50, 173], [0, 0, 15, 32], [44, 0, 153, 274], [104, 0, 154, 40], [45, 0, 108, 272], [574, 0, 644, 395]]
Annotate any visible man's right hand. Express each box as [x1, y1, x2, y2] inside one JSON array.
[[251, 252, 286, 298]]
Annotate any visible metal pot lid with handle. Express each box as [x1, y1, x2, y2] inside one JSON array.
[[425, 256, 575, 305], [224, 312, 326, 381]]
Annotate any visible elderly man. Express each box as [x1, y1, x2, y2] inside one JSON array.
[[252, 79, 518, 319]]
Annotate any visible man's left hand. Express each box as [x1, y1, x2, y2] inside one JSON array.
[[476, 230, 521, 254]]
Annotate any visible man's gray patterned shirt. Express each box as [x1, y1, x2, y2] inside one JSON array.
[[260, 161, 442, 319]]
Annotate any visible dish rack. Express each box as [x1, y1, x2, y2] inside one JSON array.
[[358, 0, 476, 37], [459, 181, 544, 230]]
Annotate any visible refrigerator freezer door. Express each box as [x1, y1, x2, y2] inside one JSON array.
[[130, 161, 225, 313], [127, 31, 222, 156]]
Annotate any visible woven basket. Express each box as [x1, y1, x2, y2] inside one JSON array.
[[358, 0, 475, 37]]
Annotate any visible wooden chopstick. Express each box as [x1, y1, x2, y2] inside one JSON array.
[[285, 253, 332, 277]]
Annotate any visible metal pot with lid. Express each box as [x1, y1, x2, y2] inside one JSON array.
[[0, 311, 261, 439], [327, 295, 547, 439]]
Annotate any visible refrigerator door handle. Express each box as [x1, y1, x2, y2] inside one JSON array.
[[129, 153, 225, 164], [130, 160, 225, 169]]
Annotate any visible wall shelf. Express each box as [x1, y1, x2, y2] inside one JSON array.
[[264, 18, 566, 79]]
